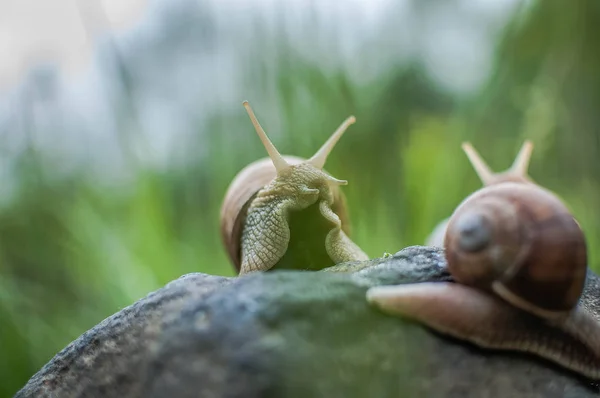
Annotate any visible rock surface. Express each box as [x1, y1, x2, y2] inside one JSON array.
[[14, 246, 600, 398]]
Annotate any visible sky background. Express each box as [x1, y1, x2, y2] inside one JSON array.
[[0, 0, 147, 89], [0, 0, 521, 93], [0, 0, 523, 194]]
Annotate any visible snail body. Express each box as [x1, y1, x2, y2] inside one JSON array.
[[368, 141, 600, 380], [220, 101, 368, 275]]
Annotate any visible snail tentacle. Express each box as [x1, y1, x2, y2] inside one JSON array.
[[307, 115, 356, 169], [461, 142, 495, 185], [510, 140, 533, 177], [462, 140, 534, 186], [243, 100, 290, 173]]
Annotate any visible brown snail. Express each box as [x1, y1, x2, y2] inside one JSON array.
[[367, 141, 600, 380], [425, 141, 535, 247], [220, 101, 369, 275]]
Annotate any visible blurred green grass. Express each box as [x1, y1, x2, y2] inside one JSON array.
[[3, 0, 600, 395]]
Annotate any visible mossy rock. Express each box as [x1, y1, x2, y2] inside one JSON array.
[[14, 247, 600, 398]]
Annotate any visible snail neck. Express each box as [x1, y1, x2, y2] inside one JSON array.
[[274, 201, 336, 271]]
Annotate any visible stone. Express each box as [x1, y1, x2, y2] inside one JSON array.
[[14, 246, 600, 398]]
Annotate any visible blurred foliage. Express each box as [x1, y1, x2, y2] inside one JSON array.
[[2, 0, 600, 395]]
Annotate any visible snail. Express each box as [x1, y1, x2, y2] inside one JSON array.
[[220, 101, 369, 275], [425, 141, 535, 247], [367, 141, 600, 380]]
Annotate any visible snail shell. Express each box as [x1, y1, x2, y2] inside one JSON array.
[[368, 141, 600, 380], [220, 101, 368, 275], [445, 181, 587, 319]]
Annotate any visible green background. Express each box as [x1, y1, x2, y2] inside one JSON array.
[[2, 0, 600, 395]]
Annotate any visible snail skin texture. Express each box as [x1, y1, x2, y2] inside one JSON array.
[[220, 101, 369, 275], [367, 141, 600, 380]]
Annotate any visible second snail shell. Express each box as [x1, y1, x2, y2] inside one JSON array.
[[444, 180, 587, 319]]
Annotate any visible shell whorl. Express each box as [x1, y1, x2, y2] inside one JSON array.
[[444, 182, 588, 317]]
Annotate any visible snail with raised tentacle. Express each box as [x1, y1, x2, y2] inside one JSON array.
[[425, 141, 535, 247], [220, 101, 369, 275], [367, 141, 600, 380]]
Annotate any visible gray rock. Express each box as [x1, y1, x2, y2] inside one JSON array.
[[14, 246, 600, 398]]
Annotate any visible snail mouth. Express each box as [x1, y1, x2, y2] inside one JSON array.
[[273, 201, 337, 271]]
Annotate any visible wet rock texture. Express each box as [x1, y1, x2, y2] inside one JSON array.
[[14, 246, 600, 398]]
